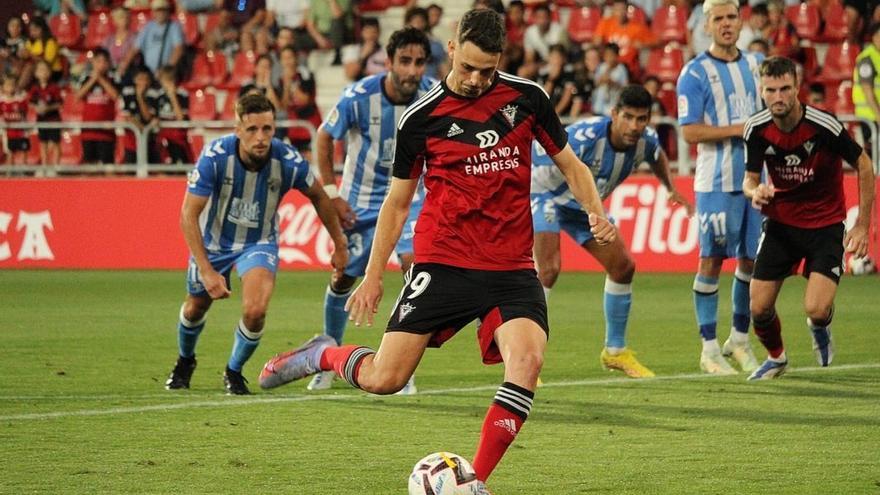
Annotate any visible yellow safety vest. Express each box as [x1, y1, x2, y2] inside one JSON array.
[[853, 44, 880, 121]]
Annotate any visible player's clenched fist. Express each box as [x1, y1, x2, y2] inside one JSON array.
[[588, 213, 616, 245]]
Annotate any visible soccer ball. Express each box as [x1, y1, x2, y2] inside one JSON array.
[[408, 452, 484, 495], [848, 255, 876, 276]]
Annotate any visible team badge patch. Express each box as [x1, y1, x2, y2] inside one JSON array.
[[398, 302, 415, 321], [677, 96, 689, 119], [326, 107, 339, 126], [187, 168, 200, 188], [500, 104, 517, 127]]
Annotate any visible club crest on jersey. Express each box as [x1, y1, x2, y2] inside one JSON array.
[[804, 140, 814, 154], [500, 104, 517, 127], [398, 302, 415, 321]]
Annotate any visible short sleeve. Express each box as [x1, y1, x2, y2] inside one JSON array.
[[532, 86, 568, 157], [392, 114, 427, 180], [830, 120, 863, 164], [290, 153, 316, 191], [676, 64, 705, 126], [320, 91, 356, 140], [169, 22, 184, 47], [187, 150, 216, 196], [743, 122, 765, 173], [857, 58, 875, 85]]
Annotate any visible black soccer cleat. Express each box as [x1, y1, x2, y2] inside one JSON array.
[[223, 367, 252, 395], [165, 356, 197, 390]]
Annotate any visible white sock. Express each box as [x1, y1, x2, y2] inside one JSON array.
[[702, 339, 721, 353], [543, 286, 551, 301], [605, 346, 624, 356], [769, 351, 787, 363], [728, 328, 749, 344]]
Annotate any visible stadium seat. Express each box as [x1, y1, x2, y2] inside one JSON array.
[[627, 4, 647, 24], [801, 45, 819, 82], [49, 13, 82, 49], [833, 80, 854, 115], [388, 0, 408, 5], [820, 2, 850, 42], [184, 50, 228, 90], [816, 41, 858, 83], [357, 0, 389, 12], [225, 50, 257, 88], [219, 90, 237, 120], [526, 3, 560, 24], [176, 10, 200, 46], [189, 89, 217, 121], [129, 9, 151, 34], [657, 86, 678, 118], [188, 132, 205, 160], [651, 4, 689, 44], [84, 11, 113, 50], [59, 131, 83, 165], [740, 4, 751, 21], [567, 7, 602, 44], [61, 92, 84, 122], [202, 12, 222, 41], [645, 46, 684, 84], [785, 2, 820, 42]]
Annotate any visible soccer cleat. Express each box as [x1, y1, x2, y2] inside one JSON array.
[[721, 336, 760, 373], [748, 359, 788, 380], [165, 356, 197, 390], [473, 481, 493, 494], [600, 348, 655, 378], [395, 374, 418, 395], [810, 325, 833, 366], [259, 334, 335, 389], [306, 371, 336, 391], [223, 367, 251, 395], [700, 349, 739, 375]]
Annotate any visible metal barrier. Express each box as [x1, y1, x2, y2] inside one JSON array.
[[0, 119, 317, 178]]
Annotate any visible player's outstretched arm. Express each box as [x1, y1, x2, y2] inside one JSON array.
[[551, 144, 616, 244], [845, 151, 876, 258], [315, 128, 356, 229], [681, 122, 745, 144], [649, 149, 694, 215], [346, 177, 419, 326], [743, 171, 774, 209], [180, 192, 231, 299], [303, 180, 349, 277]]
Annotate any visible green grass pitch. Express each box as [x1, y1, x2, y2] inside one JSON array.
[[1, 270, 878, 494]]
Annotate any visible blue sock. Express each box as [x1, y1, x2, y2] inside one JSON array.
[[603, 278, 632, 349], [324, 285, 352, 345], [693, 275, 719, 341], [227, 320, 262, 372], [731, 269, 751, 334], [177, 305, 205, 358]]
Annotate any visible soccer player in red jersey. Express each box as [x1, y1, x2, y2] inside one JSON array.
[[259, 8, 615, 486], [742, 56, 875, 380]]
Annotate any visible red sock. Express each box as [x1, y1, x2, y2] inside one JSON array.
[[472, 382, 534, 481], [754, 312, 784, 358], [320, 345, 374, 388]]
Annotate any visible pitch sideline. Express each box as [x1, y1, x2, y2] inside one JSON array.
[[2, 362, 878, 422]]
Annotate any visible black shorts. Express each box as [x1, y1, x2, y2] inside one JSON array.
[[7, 137, 30, 152], [754, 219, 845, 284], [38, 128, 61, 143], [386, 263, 548, 364]]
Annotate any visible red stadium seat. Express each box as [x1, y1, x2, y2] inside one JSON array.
[[176, 10, 199, 46], [188, 89, 217, 121], [645, 46, 684, 84], [188, 132, 205, 160], [388, 0, 408, 6], [59, 131, 83, 165], [357, 0, 390, 12], [816, 41, 859, 83], [785, 3, 820, 42], [820, 2, 850, 42], [525, 4, 560, 24], [651, 4, 689, 44], [129, 9, 151, 34], [184, 50, 228, 90], [84, 11, 114, 49], [627, 5, 647, 24], [657, 86, 678, 118], [226, 50, 257, 88], [833, 80, 854, 115], [49, 13, 82, 49], [567, 7, 602, 44], [219, 90, 237, 120]]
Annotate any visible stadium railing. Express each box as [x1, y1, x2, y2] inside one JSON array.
[[0, 119, 317, 178]]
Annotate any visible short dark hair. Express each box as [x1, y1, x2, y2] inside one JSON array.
[[615, 84, 653, 111], [91, 47, 110, 60], [869, 22, 880, 38], [759, 56, 798, 80], [235, 92, 275, 121], [457, 8, 505, 54], [387, 26, 431, 60], [361, 17, 379, 29], [405, 6, 429, 25], [604, 42, 620, 55], [750, 3, 769, 16]]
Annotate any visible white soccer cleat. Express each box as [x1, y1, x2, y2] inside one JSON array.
[[700, 349, 739, 375], [395, 374, 418, 395], [721, 336, 760, 373], [748, 359, 788, 380], [306, 370, 336, 391]]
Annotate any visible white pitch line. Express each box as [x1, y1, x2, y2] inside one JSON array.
[[2, 362, 878, 422]]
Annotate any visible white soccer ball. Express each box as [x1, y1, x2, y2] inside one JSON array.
[[848, 255, 877, 276], [408, 452, 484, 495]]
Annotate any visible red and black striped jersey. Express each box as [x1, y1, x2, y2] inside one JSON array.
[[744, 105, 862, 229], [393, 72, 568, 270]]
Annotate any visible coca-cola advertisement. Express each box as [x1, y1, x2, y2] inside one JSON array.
[[0, 176, 876, 271]]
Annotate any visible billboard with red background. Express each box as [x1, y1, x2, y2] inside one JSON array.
[[1, 176, 876, 271]]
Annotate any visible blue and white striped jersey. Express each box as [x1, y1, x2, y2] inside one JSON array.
[[187, 134, 315, 253], [531, 116, 660, 209], [676, 50, 763, 193], [320, 73, 436, 222]]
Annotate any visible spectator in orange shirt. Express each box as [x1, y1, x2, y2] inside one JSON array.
[[593, 0, 657, 75]]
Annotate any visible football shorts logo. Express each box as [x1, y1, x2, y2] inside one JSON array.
[[398, 302, 415, 321], [476, 130, 500, 148]]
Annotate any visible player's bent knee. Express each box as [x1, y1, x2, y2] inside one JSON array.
[[360, 371, 410, 395], [804, 304, 832, 323], [505, 351, 544, 377], [752, 308, 775, 324]]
